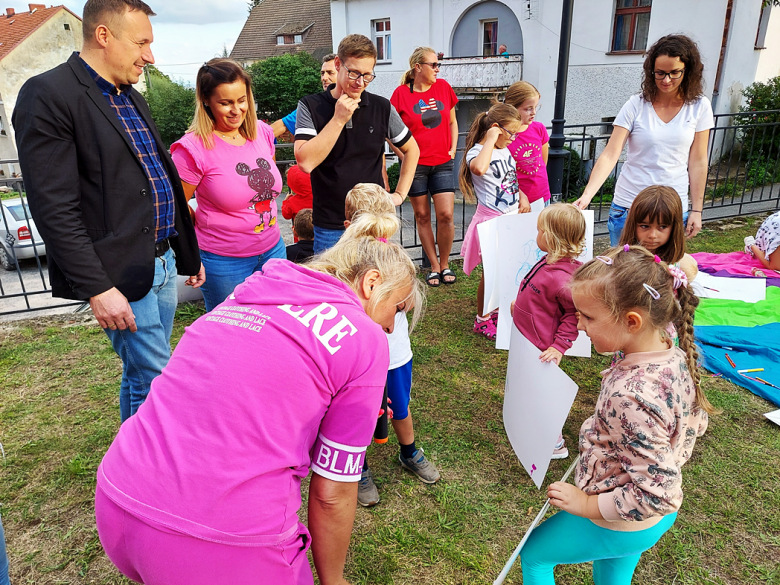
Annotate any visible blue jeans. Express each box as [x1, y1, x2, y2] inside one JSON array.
[[313, 226, 345, 254], [199, 235, 286, 311], [521, 510, 677, 585], [104, 248, 178, 422], [608, 202, 689, 247], [0, 512, 8, 585]]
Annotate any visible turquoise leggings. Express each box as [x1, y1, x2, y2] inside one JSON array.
[[520, 510, 677, 584]]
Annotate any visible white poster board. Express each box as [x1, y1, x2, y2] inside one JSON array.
[[478, 208, 594, 352], [764, 409, 780, 427], [691, 271, 766, 304], [503, 327, 580, 488]]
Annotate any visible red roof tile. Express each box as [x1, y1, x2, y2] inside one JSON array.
[[231, 0, 332, 62], [0, 4, 81, 62]]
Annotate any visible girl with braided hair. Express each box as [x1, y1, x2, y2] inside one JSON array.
[[520, 245, 716, 585]]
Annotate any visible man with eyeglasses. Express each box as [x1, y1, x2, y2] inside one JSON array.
[[294, 34, 420, 253]]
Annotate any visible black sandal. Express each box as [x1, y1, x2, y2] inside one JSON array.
[[441, 268, 457, 285], [426, 271, 441, 287]]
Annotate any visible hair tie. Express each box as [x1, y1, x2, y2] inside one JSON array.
[[668, 265, 689, 290], [654, 255, 662, 263], [623, 244, 630, 252], [643, 283, 661, 300], [595, 255, 613, 265], [376, 237, 388, 243]]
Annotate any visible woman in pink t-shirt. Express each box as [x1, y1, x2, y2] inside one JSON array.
[[390, 47, 459, 287], [505, 81, 551, 206], [171, 59, 285, 311], [95, 213, 425, 585]]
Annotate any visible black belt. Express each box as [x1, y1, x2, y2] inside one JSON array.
[[154, 238, 171, 257]]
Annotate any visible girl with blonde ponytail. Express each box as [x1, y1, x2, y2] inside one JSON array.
[[96, 205, 424, 585], [391, 47, 459, 287]]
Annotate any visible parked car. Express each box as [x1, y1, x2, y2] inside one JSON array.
[[0, 197, 46, 270]]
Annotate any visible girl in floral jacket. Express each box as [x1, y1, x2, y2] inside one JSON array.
[[521, 245, 717, 585]]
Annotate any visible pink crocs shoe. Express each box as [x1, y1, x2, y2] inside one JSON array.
[[473, 315, 497, 341]]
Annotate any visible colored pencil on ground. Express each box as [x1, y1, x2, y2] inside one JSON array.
[[725, 354, 736, 368]]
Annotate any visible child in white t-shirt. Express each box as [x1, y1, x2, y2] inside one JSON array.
[[343, 184, 441, 507], [459, 103, 529, 341]]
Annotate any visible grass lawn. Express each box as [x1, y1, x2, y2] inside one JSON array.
[[1, 216, 779, 584]]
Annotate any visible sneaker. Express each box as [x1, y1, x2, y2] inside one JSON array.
[[551, 445, 569, 460], [357, 469, 380, 507], [473, 316, 497, 341], [744, 236, 757, 256], [399, 448, 441, 484]]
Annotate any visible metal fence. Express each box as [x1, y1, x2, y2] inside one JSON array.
[[2, 109, 779, 316]]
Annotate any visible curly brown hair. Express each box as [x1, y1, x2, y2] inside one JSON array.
[[641, 34, 705, 104]]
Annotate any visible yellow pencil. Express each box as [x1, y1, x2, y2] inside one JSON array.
[[737, 368, 764, 373]]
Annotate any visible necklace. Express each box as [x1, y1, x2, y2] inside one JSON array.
[[217, 130, 241, 140]]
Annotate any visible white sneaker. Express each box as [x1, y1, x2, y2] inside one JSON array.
[[551, 445, 569, 460], [745, 236, 757, 256]]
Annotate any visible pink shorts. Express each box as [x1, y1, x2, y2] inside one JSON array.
[[95, 485, 313, 585]]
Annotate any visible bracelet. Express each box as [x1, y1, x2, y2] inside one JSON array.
[[690, 209, 702, 213]]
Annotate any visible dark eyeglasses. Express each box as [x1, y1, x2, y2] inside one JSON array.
[[498, 124, 517, 140], [420, 61, 442, 70], [344, 65, 376, 83], [653, 69, 684, 80]]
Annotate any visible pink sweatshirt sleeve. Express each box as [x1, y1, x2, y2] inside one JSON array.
[[551, 284, 579, 354], [596, 392, 684, 522]]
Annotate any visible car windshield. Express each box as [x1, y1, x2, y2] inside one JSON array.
[[4, 203, 31, 222]]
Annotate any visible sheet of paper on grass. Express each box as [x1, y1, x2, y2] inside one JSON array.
[[503, 327, 579, 488], [692, 271, 766, 303], [765, 410, 780, 427], [490, 209, 594, 352]]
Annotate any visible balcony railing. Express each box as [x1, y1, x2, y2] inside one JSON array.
[[437, 54, 523, 93]]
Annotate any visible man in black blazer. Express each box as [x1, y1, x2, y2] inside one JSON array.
[[13, 0, 204, 421]]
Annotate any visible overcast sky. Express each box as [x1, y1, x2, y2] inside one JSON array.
[[63, 0, 250, 85]]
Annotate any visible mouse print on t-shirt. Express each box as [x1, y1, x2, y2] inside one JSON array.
[[238, 158, 280, 234], [413, 97, 445, 129]]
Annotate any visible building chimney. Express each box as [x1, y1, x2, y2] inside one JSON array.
[[28, 3, 44, 10], [5, 8, 15, 16]]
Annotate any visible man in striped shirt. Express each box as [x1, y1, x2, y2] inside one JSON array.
[[14, 0, 204, 421]]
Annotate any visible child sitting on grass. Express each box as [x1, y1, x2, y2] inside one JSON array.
[[744, 210, 780, 273]]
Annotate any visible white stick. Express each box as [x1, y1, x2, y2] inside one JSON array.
[[493, 456, 580, 585]]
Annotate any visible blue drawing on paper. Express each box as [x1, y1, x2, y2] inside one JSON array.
[[515, 241, 545, 285]]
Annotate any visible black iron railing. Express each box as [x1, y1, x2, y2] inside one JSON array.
[[3, 109, 779, 316]]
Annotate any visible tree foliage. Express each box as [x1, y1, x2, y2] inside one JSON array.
[[739, 75, 780, 156], [142, 66, 196, 148], [247, 0, 263, 12], [247, 52, 322, 122]]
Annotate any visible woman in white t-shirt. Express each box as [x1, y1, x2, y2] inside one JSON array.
[[574, 35, 714, 245]]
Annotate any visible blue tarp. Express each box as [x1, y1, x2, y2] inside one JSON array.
[[695, 323, 780, 407]]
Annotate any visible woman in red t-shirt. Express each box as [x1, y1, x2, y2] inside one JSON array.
[[391, 47, 459, 287]]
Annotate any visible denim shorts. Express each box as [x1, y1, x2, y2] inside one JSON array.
[[409, 160, 455, 197]]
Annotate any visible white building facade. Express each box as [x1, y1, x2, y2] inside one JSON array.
[[330, 0, 780, 129]]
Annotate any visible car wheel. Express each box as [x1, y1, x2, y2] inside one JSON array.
[[0, 244, 16, 270]]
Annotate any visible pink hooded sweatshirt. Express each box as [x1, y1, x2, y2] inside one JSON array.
[[512, 255, 581, 354]]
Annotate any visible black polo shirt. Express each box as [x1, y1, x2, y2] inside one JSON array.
[[295, 88, 411, 229]]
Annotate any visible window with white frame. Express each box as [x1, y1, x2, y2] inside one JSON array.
[[611, 0, 652, 53], [372, 18, 391, 62], [481, 19, 498, 56], [277, 33, 303, 45], [756, 5, 772, 49]]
